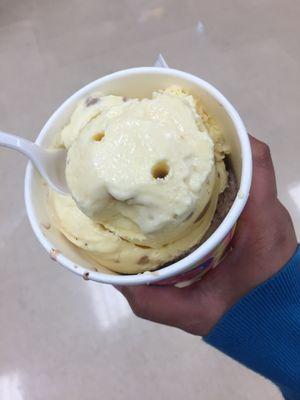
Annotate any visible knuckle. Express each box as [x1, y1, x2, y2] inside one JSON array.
[[131, 302, 146, 318], [253, 142, 271, 167], [273, 203, 294, 242], [127, 294, 146, 318], [121, 287, 150, 319]]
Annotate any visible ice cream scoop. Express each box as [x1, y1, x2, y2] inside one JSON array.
[[48, 84, 233, 274], [66, 92, 215, 247]]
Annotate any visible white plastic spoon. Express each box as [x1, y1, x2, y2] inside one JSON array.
[[0, 131, 68, 195]]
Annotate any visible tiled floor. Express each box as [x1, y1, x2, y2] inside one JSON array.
[[1, 1, 299, 399]]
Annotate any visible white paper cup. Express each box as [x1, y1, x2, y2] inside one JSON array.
[[24, 67, 252, 286]]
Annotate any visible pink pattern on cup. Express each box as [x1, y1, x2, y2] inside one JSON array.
[[155, 226, 235, 286]]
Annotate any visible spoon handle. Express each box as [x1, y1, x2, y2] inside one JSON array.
[[0, 130, 38, 161], [154, 54, 169, 68]]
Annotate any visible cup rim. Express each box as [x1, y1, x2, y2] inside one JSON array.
[[24, 67, 252, 285]]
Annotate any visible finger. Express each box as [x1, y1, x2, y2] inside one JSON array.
[[248, 134, 277, 204], [118, 284, 193, 326]]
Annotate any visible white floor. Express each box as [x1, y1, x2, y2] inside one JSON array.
[[1, 1, 299, 399]]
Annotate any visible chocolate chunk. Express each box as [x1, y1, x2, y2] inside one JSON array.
[[138, 256, 150, 265], [86, 97, 99, 107]]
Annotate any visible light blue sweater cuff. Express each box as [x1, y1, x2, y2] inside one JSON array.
[[204, 245, 300, 399]]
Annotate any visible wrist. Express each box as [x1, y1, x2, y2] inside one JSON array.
[[207, 240, 299, 336], [204, 245, 300, 391]]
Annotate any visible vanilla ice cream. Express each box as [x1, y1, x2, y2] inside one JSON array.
[[49, 87, 231, 274]]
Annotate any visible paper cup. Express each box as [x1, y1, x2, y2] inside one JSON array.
[[24, 67, 252, 286]]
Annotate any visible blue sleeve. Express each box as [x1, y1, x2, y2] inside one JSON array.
[[204, 245, 300, 400]]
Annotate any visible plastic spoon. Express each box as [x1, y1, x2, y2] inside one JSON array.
[[0, 131, 68, 195]]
